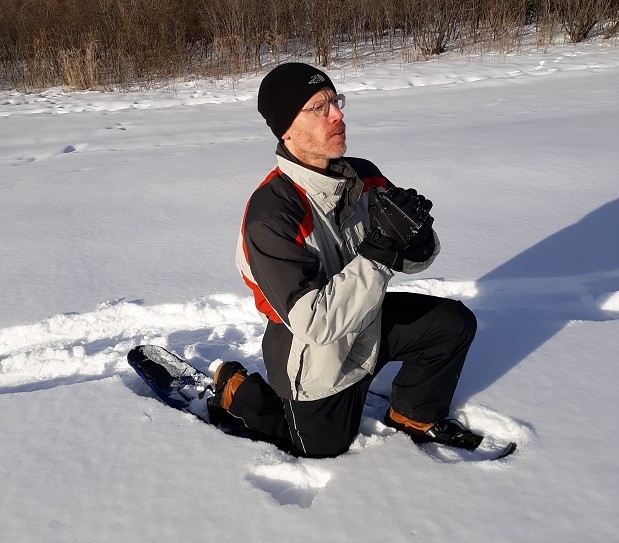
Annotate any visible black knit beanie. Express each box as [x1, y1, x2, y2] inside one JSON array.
[[258, 62, 337, 140]]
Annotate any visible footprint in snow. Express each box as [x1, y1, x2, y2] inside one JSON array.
[[245, 456, 332, 509], [63, 144, 88, 154], [11, 157, 36, 166], [105, 123, 128, 131]]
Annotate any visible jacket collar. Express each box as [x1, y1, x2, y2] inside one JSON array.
[[275, 143, 363, 220]]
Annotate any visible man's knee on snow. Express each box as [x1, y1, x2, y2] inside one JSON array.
[[434, 299, 477, 346]]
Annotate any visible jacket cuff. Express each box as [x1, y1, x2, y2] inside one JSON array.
[[368, 258, 395, 278]]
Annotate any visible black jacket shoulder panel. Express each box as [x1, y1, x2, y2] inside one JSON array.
[[341, 156, 383, 178], [241, 170, 325, 325], [245, 173, 308, 237]]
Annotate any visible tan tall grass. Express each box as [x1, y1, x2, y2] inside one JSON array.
[[1, 0, 617, 91]]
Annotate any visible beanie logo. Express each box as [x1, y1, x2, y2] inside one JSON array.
[[308, 74, 326, 85]]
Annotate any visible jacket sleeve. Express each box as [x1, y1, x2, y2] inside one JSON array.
[[401, 231, 441, 274], [242, 190, 393, 347]]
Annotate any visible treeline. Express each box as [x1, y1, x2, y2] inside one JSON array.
[[1, 0, 618, 90]]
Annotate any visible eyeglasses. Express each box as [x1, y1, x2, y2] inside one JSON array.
[[300, 94, 346, 117]]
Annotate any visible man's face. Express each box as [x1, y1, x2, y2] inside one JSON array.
[[282, 88, 346, 172]]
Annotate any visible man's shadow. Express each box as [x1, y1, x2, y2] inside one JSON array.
[[456, 197, 619, 399]]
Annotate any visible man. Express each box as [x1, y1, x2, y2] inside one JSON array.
[[207, 62, 479, 458]]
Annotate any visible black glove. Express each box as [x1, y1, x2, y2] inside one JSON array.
[[357, 227, 406, 271], [402, 222, 436, 262], [359, 187, 436, 269], [367, 187, 433, 246]]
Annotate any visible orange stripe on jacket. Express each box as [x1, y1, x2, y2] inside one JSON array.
[[362, 175, 387, 192], [242, 273, 283, 324]]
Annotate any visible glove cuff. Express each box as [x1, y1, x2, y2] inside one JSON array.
[[357, 238, 404, 271]]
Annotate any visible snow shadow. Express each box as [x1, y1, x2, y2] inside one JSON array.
[[458, 197, 619, 399], [0, 373, 117, 394]]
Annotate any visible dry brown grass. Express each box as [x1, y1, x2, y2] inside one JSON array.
[[1, 0, 617, 91]]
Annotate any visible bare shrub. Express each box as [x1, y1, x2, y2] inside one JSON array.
[[560, 0, 606, 42], [300, 0, 341, 67], [410, 0, 465, 56], [57, 37, 100, 89], [530, 0, 562, 46], [603, 18, 619, 37], [480, 0, 529, 51], [1, 0, 617, 91], [599, 0, 619, 36]]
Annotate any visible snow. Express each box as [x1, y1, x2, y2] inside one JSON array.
[[1, 41, 618, 542]]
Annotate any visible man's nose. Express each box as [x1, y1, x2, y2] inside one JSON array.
[[329, 102, 344, 121]]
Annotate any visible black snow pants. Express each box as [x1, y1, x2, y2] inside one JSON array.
[[225, 292, 477, 458]]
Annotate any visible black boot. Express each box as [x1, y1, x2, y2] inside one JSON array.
[[385, 408, 483, 450]]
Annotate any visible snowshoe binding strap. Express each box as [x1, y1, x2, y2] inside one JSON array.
[[424, 419, 484, 450]]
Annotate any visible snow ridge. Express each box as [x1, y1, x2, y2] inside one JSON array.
[[394, 272, 619, 326], [0, 294, 264, 392], [2, 272, 616, 394]]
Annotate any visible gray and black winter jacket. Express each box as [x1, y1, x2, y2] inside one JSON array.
[[236, 145, 439, 401]]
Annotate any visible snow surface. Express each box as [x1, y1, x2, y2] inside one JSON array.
[[1, 41, 618, 542]]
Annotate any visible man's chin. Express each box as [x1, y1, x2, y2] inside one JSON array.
[[327, 143, 347, 159]]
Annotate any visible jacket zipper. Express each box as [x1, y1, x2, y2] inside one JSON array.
[[293, 344, 308, 401]]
